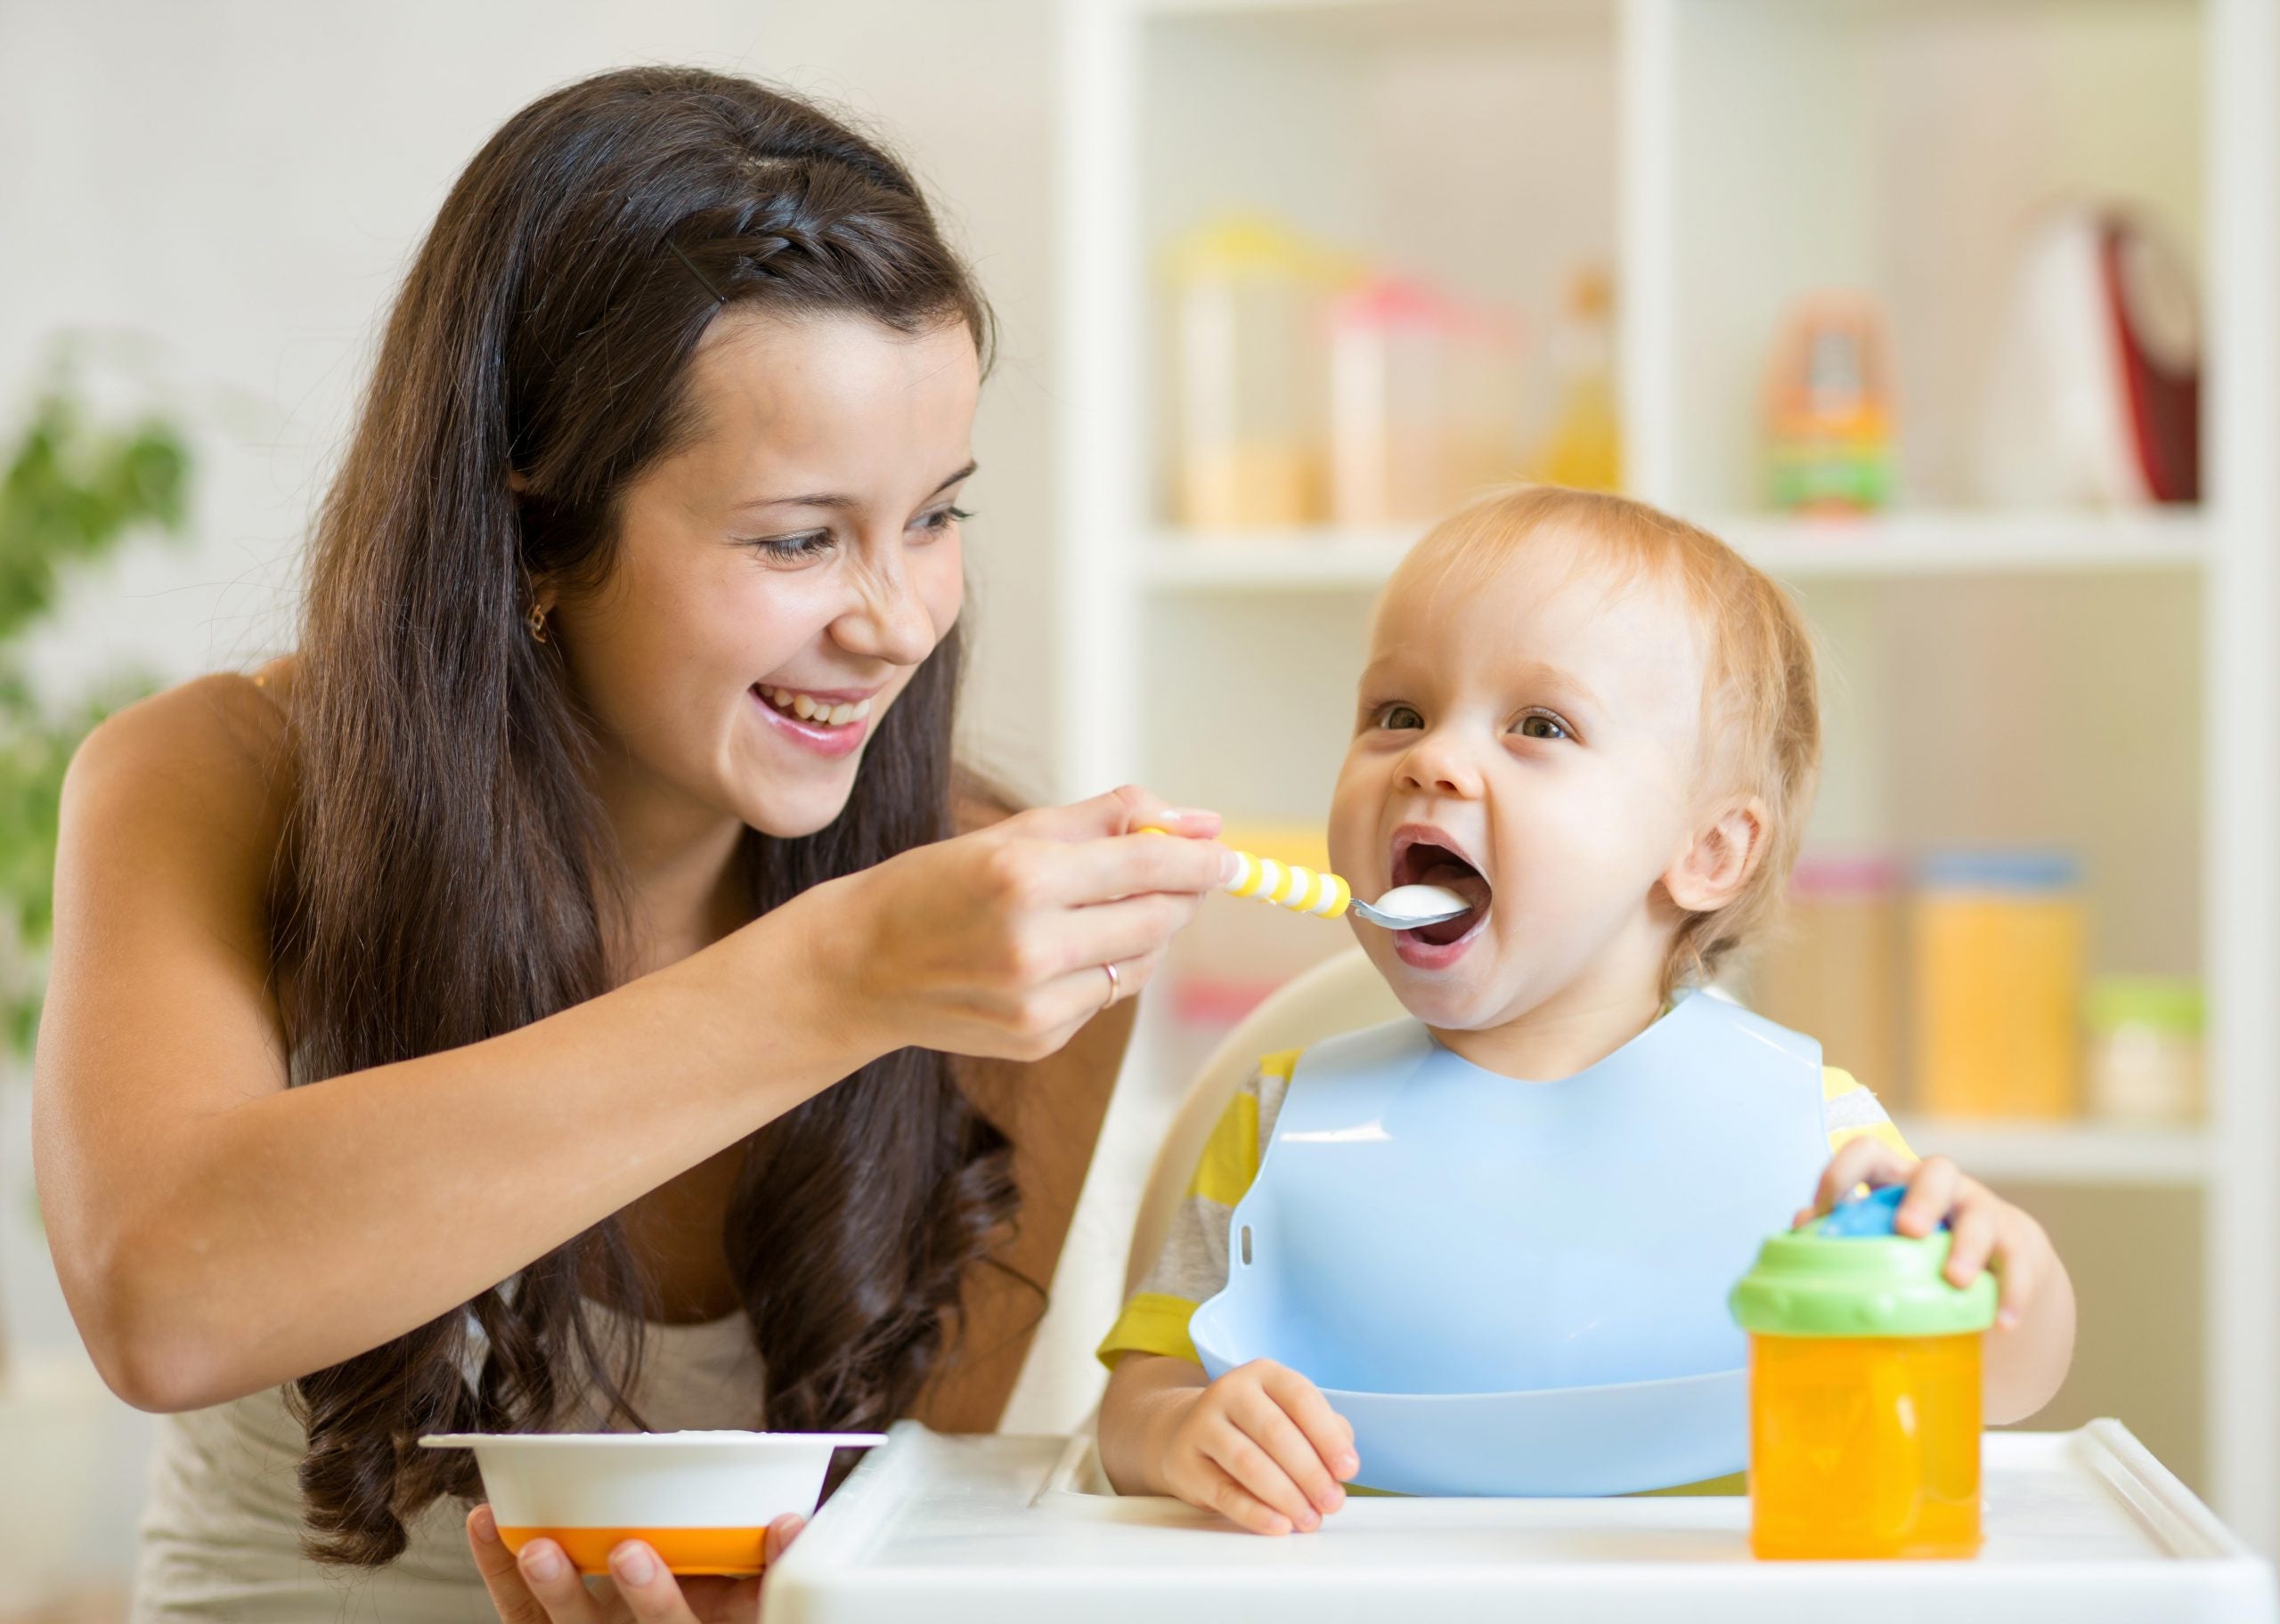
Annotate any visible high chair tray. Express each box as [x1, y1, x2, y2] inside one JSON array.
[[765, 1419, 2276, 1624]]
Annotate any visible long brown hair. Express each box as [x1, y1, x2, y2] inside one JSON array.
[[273, 67, 1014, 1566]]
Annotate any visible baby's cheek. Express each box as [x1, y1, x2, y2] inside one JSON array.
[[1324, 763, 1380, 881]]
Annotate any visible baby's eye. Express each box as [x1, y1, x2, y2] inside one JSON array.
[[1512, 710, 1572, 742], [746, 530, 835, 564], [1374, 702, 1425, 731]]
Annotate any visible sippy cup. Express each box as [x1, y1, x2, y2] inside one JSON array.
[[1728, 1183, 1999, 1560]]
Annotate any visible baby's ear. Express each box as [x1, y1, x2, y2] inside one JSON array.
[[1664, 797, 1768, 914]]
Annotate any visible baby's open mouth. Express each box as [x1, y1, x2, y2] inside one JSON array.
[[1390, 836, 1493, 946]]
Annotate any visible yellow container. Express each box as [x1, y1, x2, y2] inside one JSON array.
[[1911, 851, 2086, 1119], [1164, 217, 1348, 530], [1730, 1187, 1999, 1562], [1747, 1333, 1983, 1560]]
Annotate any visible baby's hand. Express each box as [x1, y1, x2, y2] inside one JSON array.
[[1152, 1359, 1358, 1535], [1803, 1139, 2057, 1332]]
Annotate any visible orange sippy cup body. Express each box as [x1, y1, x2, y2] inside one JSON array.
[[1730, 1185, 1999, 1560]]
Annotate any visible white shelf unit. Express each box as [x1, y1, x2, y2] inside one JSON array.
[[1055, 0, 2279, 1549], [1146, 510, 2209, 589]]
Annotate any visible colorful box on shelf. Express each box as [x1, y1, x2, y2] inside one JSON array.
[[1911, 851, 2086, 1122]]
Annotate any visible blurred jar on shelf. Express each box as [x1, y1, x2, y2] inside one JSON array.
[[1911, 851, 2086, 1121], [1746, 853, 1903, 1110], [1763, 290, 1896, 514], [1166, 216, 1348, 531], [2084, 975, 2203, 1125], [1328, 276, 1524, 527], [1530, 265, 1622, 492]]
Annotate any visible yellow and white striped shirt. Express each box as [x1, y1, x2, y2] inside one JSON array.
[[1100, 1049, 1911, 1369]]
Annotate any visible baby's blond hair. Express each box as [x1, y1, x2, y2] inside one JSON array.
[[1402, 485, 1820, 995]]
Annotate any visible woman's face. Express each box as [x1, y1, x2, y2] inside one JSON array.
[[550, 309, 979, 845]]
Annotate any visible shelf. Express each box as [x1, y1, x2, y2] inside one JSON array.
[[1719, 511, 2207, 580], [1145, 528, 1415, 590], [1144, 509, 2205, 592], [1894, 1117, 2210, 1187]]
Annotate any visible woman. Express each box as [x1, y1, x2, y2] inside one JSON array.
[[35, 67, 1227, 1622]]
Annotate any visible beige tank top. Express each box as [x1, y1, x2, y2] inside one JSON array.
[[131, 1309, 765, 1622]]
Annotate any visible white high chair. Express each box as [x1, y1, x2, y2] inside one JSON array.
[[1120, 946, 1402, 1300], [776, 949, 2276, 1620]]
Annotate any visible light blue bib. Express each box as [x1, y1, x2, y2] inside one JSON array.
[[1189, 992, 1830, 1496]]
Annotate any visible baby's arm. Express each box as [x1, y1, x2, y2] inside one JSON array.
[[1100, 1352, 1358, 1534], [1807, 1138, 2077, 1423]]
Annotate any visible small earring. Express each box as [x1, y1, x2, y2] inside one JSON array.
[[526, 603, 550, 644]]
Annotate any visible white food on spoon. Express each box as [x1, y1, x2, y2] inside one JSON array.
[[1360, 883, 1470, 927]]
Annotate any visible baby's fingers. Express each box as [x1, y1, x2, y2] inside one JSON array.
[[1257, 1362, 1358, 1483], [1201, 1416, 1317, 1533], [1895, 1157, 1961, 1238], [1942, 1188, 1999, 1287], [1989, 1217, 2042, 1331], [1230, 1385, 1346, 1519], [1176, 1456, 1299, 1537], [1809, 1135, 1913, 1217]]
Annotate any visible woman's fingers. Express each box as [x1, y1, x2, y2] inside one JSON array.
[[1059, 891, 1207, 974], [1031, 828, 1234, 906], [512, 1535, 607, 1623], [467, 1506, 557, 1624], [764, 1513, 805, 1565], [602, 1542, 706, 1624], [1016, 784, 1220, 846]]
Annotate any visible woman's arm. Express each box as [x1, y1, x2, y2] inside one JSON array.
[[36, 678, 1228, 1414]]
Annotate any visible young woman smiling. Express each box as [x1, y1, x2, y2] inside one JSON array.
[[33, 68, 1228, 1623]]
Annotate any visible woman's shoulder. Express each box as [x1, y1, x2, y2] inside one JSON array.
[[67, 658, 300, 851]]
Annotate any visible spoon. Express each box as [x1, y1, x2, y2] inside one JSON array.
[[1139, 829, 1473, 930]]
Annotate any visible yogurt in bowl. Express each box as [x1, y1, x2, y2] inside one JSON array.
[[419, 1430, 885, 1576]]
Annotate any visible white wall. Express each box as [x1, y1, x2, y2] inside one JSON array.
[[0, 0, 1063, 784], [0, 0, 1065, 1590]]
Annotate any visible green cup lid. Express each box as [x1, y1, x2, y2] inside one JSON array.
[[1729, 1187, 1999, 1339], [2085, 975, 2204, 1037]]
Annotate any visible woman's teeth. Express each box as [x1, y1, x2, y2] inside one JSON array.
[[758, 686, 872, 727]]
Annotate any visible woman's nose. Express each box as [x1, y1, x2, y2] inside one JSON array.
[[835, 556, 939, 667]]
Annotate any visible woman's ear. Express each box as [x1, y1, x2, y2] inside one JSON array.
[[1664, 797, 1769, 914]]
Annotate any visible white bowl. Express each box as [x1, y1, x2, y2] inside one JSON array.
[[419, 1430, 885, 1576]]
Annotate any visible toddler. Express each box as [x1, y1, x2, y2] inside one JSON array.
[[1097, 486, 2076, 1532]]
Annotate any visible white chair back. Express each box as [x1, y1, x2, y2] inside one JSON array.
[[1121, 946, 1405, 1296]]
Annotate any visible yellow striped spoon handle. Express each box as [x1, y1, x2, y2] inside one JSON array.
[[1137, 827, 1471, 929], [1136, 827, 1351, 918]]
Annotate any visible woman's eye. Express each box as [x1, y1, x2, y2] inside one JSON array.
[[1514, 710, 1571, 742], [1376, 702, 1424, 731], [747, 531, 835, 564], [915, 505, 973, 537]]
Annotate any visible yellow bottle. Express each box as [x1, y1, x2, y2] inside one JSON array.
[[1911, 851, 2086, 1120], [1729, 1185, 1999, 1560], [1533, 266, 1622, 492]]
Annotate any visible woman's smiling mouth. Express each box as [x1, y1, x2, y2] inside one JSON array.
[[751, 683, 877, 759], [1388, 825, 1494, 968]]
